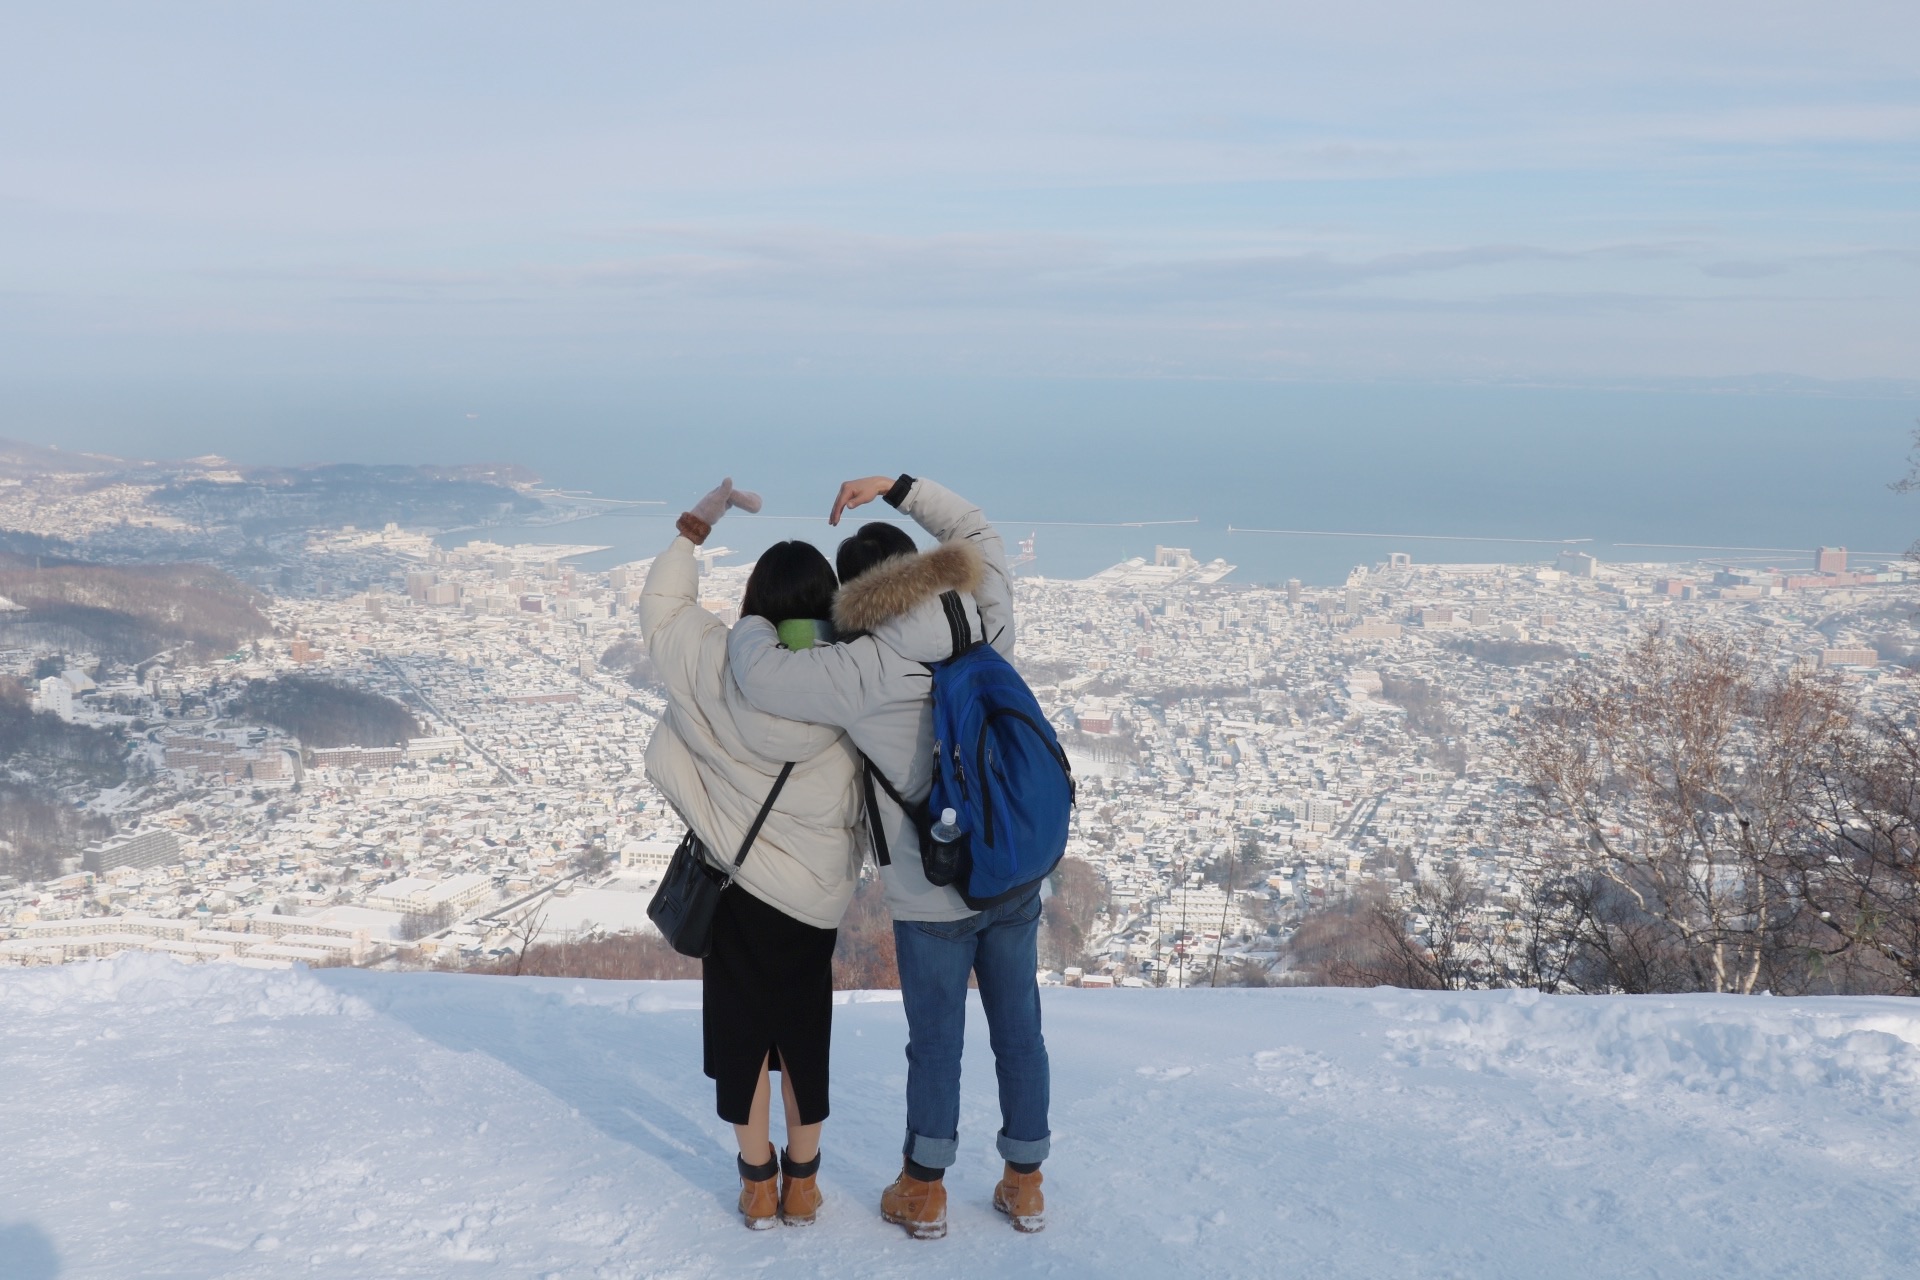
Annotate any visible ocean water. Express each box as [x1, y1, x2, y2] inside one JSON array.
[[421, 377, 1919, 584], [15, 374, 1916, 584]]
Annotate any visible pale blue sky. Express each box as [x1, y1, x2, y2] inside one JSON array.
[[2, 1, 1916, 394]]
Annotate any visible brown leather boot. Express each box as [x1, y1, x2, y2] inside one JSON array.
[[993, 1163, 1045, 1233], [880, 1164, 947, 1240], [779, 1148, 823, 1226], [738, 1152, 779, 1230]]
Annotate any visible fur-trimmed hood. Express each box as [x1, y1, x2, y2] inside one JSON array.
[[832, 540, 985, 638]]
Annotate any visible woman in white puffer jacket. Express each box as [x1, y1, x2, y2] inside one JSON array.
[[639, 479, 862, 1230]]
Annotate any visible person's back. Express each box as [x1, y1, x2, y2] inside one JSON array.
[[640, 533, 862, 928], [726, 472, 1052, 1239]]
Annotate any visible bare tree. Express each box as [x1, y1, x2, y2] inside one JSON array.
[[1512, 627, 1850, 993], [1490, 843, 1586, 992], [465, 930, 700, 980], [1791, 714, 1920, 993], [1285, 879, 1466, 991], [1402, 865, 1484, 989], [505, 905, 548, 977], [1042, 856, 1109, 972], [833, 876, 901, 990], [399, 902, 455, 941], [1889, 421, 1920, 566], [1285, 895, 1406, 988]]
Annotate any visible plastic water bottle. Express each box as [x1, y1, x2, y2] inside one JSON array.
[[930, 808, 962, 845], [924, 808, 966, 887]]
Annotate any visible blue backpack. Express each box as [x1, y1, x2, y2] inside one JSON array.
[[862, 590, 1076, 910]]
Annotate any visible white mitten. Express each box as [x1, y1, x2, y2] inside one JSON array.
[[678, 478, 762, 544]]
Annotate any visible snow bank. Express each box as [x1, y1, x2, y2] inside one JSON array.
[[2, 961, 1916, 1279], [1382, 987, 1920, 1107], [0, 950, 371, 1020]]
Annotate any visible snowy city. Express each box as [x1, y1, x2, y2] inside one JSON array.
[[7, 457, 1916, 992]]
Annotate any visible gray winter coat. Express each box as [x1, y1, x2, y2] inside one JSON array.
[[726, 478, 1014, 922]]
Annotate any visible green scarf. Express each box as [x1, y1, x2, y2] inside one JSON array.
[[776, 618, 833, 650]]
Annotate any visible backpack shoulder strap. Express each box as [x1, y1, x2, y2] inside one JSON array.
[[860, 758, 893, 867], [859, 755, 931, 869]]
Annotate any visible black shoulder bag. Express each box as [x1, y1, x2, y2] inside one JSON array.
[[647, 761, 795, 958]]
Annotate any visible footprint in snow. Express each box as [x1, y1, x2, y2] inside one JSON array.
[[1137, 1065, 1194, 1081]]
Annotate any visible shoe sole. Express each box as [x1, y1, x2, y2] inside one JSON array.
[[994, 1197, 1045, 1233], [781, 1212, 818, 1226], [743, 1214, 778, 1231], [882, 1211, 947, 1240]]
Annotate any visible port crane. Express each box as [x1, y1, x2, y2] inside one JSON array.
[[1009, 531, 1037, 574]]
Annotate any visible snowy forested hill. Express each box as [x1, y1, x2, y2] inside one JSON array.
[[3, 957, 1918, 1279]]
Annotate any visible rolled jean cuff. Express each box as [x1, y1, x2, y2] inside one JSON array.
[[996, 1129, 1050, 1165], [904, 1129, 958, 1170]]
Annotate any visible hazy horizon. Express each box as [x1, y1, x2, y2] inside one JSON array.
[[10, 372, 1911, 586], [5, 3, 1917, 580]]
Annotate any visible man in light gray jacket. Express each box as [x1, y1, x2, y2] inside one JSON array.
[[726, 473, 1050, 1239]]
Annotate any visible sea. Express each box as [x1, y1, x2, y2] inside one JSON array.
[[17, 373, 1918, 585], [423, 376, 1920, 585]]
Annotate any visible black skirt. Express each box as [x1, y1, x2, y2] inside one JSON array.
[[703, 883, 838, 1126]]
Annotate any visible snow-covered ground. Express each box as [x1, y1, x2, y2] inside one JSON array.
[[3, 958, 1918, 1279]]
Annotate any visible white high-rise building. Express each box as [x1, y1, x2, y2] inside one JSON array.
[[35, 676, 73, 721]]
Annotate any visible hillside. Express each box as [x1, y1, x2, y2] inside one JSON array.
[[0, 561, 268, 661], [228, 675, 420, 749], [0, 781, 111, 882], [0, 693, 127, 789], [2, 957, 1916, 1278], [150, 462, 541, 533]]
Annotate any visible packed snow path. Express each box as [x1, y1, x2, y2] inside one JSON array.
[[3, 958, 1918, 1279]]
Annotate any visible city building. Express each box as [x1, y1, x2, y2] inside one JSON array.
[[365, 873, 495, 915], [83, 830, 182, 875], [34, 676, 73, 720], [1557, 549, 1599, 578]]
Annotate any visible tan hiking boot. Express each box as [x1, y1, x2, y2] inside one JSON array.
[[738, 1154, 779, 1230], [993, 1163, 1045, 1233], [780, 1149, 823, 1226], [880, 1165, 948, 1240]]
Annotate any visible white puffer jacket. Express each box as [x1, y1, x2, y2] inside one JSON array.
[[726, 478, 1014, 923], [638, 536, 863, 930]]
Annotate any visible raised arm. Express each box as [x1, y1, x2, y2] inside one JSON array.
[[637, 536, 717, 700], [888, 475, 1015, 657], [639, 477, 763, 702], [828, 472, 1015, 656]]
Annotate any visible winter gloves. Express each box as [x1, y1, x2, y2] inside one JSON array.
[[677, 477, 763, 545]]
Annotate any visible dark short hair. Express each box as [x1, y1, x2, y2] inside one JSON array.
[[741, 541, 838, 623], [836, 522, 917, 585]]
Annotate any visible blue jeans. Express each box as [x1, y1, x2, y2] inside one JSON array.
[[893, 886, 1051, 1170]]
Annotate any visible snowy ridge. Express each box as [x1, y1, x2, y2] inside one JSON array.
[[3, 957, 1916, 1278], [0, 951, 374, 1021], [1382, 988, 1920, 1106]]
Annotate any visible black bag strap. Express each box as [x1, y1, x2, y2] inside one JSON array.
[[726, 760, 796, 877]]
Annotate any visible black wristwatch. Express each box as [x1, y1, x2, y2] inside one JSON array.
[[882, 474, 917, 509]]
